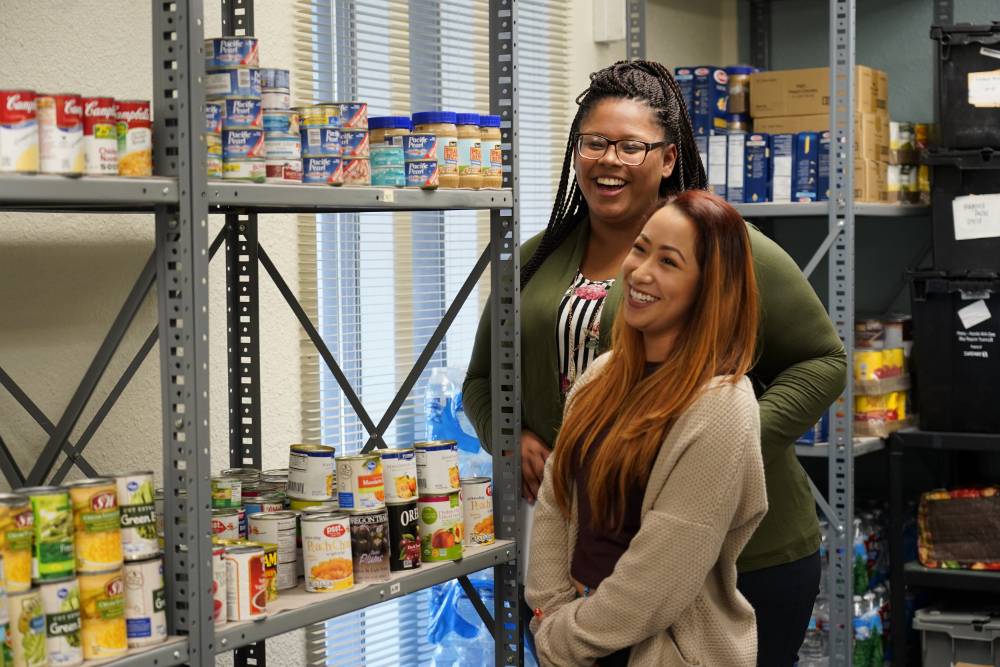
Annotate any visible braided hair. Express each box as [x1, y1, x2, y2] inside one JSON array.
[[520, 60, 707, 289]]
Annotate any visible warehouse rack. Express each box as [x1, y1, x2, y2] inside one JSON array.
[[0, 0, 524, 665]]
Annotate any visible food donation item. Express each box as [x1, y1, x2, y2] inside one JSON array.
[[82, 96, 118, 176], [456, 113, 482, 189], [414, 440, 460, 494], [301, 512, 353, 592], [387, 501, 421, 571], [124, 556, 167, 648], [418, 493, 464, 562], [460, 477, 495, 546], [336, 453, 384, 511], [16, 486, 75, 582], [0, 90, 39, 173], [116, 472, 159, 561], [225, 545, 268, 620], [249, 511, 298, 590], [349, 509, 390, 583], [380, 448, 418, 503], [480, 115, 503, 189], [211, 545, 226, 622], [288, 444, 336, 500], [37, 93, 84, 175], [412, 111, 459, 188], [78, 568, 128, 659], [8, 588, 47, 667], [39, 577, 83, 666], [211, 476, 242, 509], [115, 100, 153, 176], [0, 493, 34, 592], [67, 478, 122, 573]]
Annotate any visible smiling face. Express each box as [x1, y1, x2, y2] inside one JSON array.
[[574, 98, 678, 228], [621, 204, 701, 357]]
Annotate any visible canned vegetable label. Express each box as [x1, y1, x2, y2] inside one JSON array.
[[116, 473, 158, 561], [460, 477, 495, 546], [0, 90, 40, 173], [124, 557, 167, 648], [418, 493, 464, 562], [40, 578, 82, 666], [349, 510, 390, 583], [22, 488, 75, 581], [387, 502, 421, 571], [69, 480, 123, 573], [381, 449, 418, 503], [9, 590, 47, 667], [302, 513, 353, 592], [0, 497, 34, 592], [336, 455, 384, 511], [79, 569, 127, 659], [211, 477, 242, 509]]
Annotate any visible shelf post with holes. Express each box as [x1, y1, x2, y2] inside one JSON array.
[[627, 0, 646, 61]]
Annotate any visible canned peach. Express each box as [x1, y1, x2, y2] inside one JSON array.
[[301, 513, 352, 592]]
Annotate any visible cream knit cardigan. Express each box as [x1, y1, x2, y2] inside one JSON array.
[[525, 354, 768, 667]]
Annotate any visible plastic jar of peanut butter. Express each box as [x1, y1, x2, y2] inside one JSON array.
[[412, 111, 459, 188], [480, 115, 503, 189], [456, 113, 482, 189], [369, 116, 411, 145]]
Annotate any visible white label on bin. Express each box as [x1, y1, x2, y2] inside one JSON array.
[[968, 69, 1000, 107], [957, 299, 991, 330], [952, 193, 1000, 241]]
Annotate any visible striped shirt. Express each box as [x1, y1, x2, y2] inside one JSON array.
[[557, 271, 615, 396]]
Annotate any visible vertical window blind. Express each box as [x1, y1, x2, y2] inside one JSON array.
[[295, 1, 569, 664]]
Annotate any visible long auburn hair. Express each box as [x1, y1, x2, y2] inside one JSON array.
[[550, 190, 759, 530]]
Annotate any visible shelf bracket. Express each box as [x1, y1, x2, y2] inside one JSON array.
[[802, 226, 843, 280]]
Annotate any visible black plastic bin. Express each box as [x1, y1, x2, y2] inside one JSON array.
[[925, 148, 1000, 274], [909, 271, 1000, 434], [931, 22, 1000, 149]]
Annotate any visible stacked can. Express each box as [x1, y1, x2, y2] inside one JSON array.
[[369, 116, 409, 187], [298, 103, 342, 185], [403, 132, 439, 189], [205, 101, 223, 177], [261, 68, 301, 183], [205, 36, 264, 182], [338, 102, 370, 186]]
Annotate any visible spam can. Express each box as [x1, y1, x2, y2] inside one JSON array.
[[460, 477, 494, 546], [414, 440, 460, 493], [300, 126, 341, 157], [0, 89, 39, 173], [336, 454, 384, 511], [39, 576, 83, 666], [406, 160, 439, 189], [123, 556, 166, 648], [205, 37, 259, 69], [223, 129, 265, 160], [302, 156, 342, 185], [343, 158, 370, 186], [222, 158, 265, 182], [339, 129, 369, 158], [206, 67, 262, 99], [297, 104, 341, 128], [222, 97, 263, 129], [263, 110, 299, 134], [403, 134, 437, 161], [253, 542, 279, 602], [249, 511, 297, 590], [260, 68, 290, 91], [79, 567, 127, 659], [288, 444, 336, 500], [387, 501, 421, 571], [338, 102, 368, 129], [205, 101, 223, 134]]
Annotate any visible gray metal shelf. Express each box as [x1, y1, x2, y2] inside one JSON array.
[[0, 174, 178, 211], [903, 561, 1000, 593], [90, 638, 189, 667], [733, 201, 930, 218], [796, 436, 885, 458]]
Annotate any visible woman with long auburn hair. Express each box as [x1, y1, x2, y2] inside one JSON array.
[[526, 190, 768, 667]]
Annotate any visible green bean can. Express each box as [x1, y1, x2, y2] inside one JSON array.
[[7, 589, 47, 667], [17, 487, 74, 582], [115, 472, 159, 561]]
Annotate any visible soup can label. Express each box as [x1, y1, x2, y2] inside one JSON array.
[[298, 104, 341, 128], [205, 37, 259, 69], [222, 98, 263, 129], [349, 509, 390, 583], [262, 89, 291, 111], [343, 158, 370, 186], [21, 488, 75, 582], [223, 129, 265, 160], [339, 102, 368, 130], [124, 557, 166, 648], [115, 100, 152, 176], [116, 473, 159, 562], [79, 568, 127, 659], [406, 160, 439, 189], [205, 68, 262, 99], [211, 545, 226, 622], [263, 110, 299, 135], [68, 480, 122, 573], [222, 158, 265, 182], [260, 68, 290, 91], [460, 477, 495, 546], [225, 546, 267, 621], [300, 126, 341, 157], [1, 498, 35, 592], [301, 513, 353, 592], [0, 90, 39, 173], [381, 449, 418, 504], [336, 455, 384, 511], [415, 441, 460, 494], [205, 101, 223, 134], [265, 132, 301, 160], [288, 444, 336, 499], [40, 578, 82, 667], [339, 129, 369, 158], [37, 94, 84, 175], [403, 134, 437, 161], [387, 502, 421, 571], [211, 509, 240, 540], [8, 589, 47, 667], [418, 493, 464, 562], [211, 477, 242, 509], [82, 96, 118, 176]]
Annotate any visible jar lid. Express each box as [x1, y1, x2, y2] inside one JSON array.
[[480, 115, 502, 128], [725, 64, 758, 75], [369, 116, 413, 130], [456, 113, 480, 125], [412, 110, 457, 126]]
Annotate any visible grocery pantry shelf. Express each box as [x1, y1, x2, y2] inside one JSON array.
[[207, 182, 513, 213], [733, 201, 929, 218], [796, 436, 884, 458], [903, 561, 1000, 593], [892, 429, 1000, 452], [214, 540, 515, 651], [0, 174, 178, 212], [91, 637, 188, 667]]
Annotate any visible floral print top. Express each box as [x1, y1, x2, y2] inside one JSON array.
[[557, 271, 615, 396]]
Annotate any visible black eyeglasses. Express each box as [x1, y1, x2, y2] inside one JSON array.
[[574, 133, 669, 166]]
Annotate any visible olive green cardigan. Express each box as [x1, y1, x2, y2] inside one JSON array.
[[463, 219, 847, 572]]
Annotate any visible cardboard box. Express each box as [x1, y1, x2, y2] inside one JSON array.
[[855, 159, 888, 202], [751, 112, 888, 162], [726, 133, 746, 203], [770, 134, 794, 203], [749, 66, 882, 118], [794, 132, 819, 202], [744, 133, 770, 203], [707, 134, 728, 198]]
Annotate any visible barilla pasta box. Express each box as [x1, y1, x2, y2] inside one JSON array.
[[726, 133, 746, 204], [818, 130, 831, 201], [692, 66, 728, 136], [707, 134, 728, 200], [793, 131, 819, 202], [744, 133, 770, 203], [695, 135, 708, 175], [769, 133, 794, 203], [674, 67, 695, 115]]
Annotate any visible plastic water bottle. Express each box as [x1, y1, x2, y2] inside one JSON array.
[[798, 598, 829, 666], [852, 594, 872, 667], [863, 591, 884, 667], [426, 367, 454, 435], [853, 518, 869, 593]]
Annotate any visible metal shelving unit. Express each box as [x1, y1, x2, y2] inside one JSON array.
[[0, 0, 523, 665]]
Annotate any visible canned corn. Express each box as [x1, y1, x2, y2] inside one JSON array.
[[79, 567, 127, 659], [67, 478, 122, 573], [0, 493, 33, 592]]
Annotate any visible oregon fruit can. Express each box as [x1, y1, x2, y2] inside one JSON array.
[[288, 444, 336, 500], [415, 440, 460, 494], [387, 502, 421, 571], [339, 129, 369, 158], [260, 68, 290, 91], [0, 493, 34, 592], [37, 93, 84, 175], [460, 477, 494, 546], [336, 454, 384, 511], [211, 508, 240, 540], [82, 96, 118, 176], [300, 126, 341, 157], [381, 448, 418, 503], [338, 102, 368, 129], [68, 478, 122, 573], [211, 545, 226, 622], [17, 486, 74, 582], [223, 129, 265, 160], [115, 100, 152, 176], [406, 160, 439, 189], [249, 511, 298, 590], [205, 101, 223, 134], [124, 556, 166, 647], [222, 97, 263, 129], [0, 90, 39, 173], [79, 568, 127, 659], [297, 104, 341, 128], [301, 512, 352, 592], [225, 545, 267, 620], [40, 577, 82, 666], [418, 493, 464, 562], [8, 588, 47, 667], [205, 37, 259, 68], [349, 509, 390, 583], [403, 134, 437, 161], [343, 158, 370, 185], [206, 67, 262, 99], [211, 476, 242, 509]]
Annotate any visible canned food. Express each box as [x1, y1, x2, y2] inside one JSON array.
[[205, 101, 223, 134], [0, 89, 39, 173], [418, 493, 464, 562], [302, 156, 342, 185], [460, 477, 494, 546], [300, 126, 341, 157], [79, 568, 127, 659], [288, 497, 337, 512], [206, 67, 262, 99], [262, 89, 291, 111], [39, 577, 82, 666], [288, 444, 336, 500], [82, 96, 118, 176], [387, 502, 421, 571], [124, 556, 166, 647], [211, 508, 240, 540], [350, 509, 390, 583], [249, 511, 298, 590], [222, 97, 263, 129], [338, 102, 368, 130], [205, 36, 259, 69], [238, 507, 249, 539], [336, 454, 384, 511], [403, 134, 437, 161], [211, 476, 242, 509], [265, 159, 302, 183], [8, 589, 47, 667], [260, 68, 291, 91], [0, 493, 34, 592], [263, 110, 299, 134], [67, 478, 122, 573], [381, 448, 418, 503], [115, 100, 152, 176], [243, 494, 286, 516], [343, 158, 370, 186], [223, 129, 265, 160], [0, 554, 6, 625], [225, 545, 267, 620], [17, 486, 74, 582], [262, 469, 289, 483], [371, 165, 406, 187], [207, 155, 223, 178], [301, 512, 352, 592], [414, 440, 460, 494], [371, 142, 404, 168], [340, 129, 369, 158], [212, 545, 226, 622], [222, 158, 265, 182], [298, 104, 341, 128], [207, 131, 222, 156], [37, 93, 84, 175], [248, 542, 279, 602], [240, 481, 281, 500], [221, 467, 261, 482], [264, 132, 301, 160], [405, 160, 439, 189]]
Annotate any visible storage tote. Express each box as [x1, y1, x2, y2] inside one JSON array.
[[913, 608, 1000, 667], [930, 22, 1000, 149]]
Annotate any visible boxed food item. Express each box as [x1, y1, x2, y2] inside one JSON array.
[[748, 65, 884, 118], [707, 134, 728, 198], [743, 133, 770, 203], [918, 487, 1000, 570], [854, 159, 887, 202], [818, 131, 830, 201], [726, 133, 745, 203], [769, 134, 794, 203], [793, 132, 819, 202], [751, 112, 888, 162], [692, 66, 729, 136]]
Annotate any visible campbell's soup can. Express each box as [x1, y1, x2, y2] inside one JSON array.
[[225, 545, 267, 621], [302, 155, 342, 185], [0, 89, 39, 173], [37, 93, 84, 175], [343, 158, 370, 186], [387, 502, 421, 571], [288, 444, 336, 500], [336, 454, 384, 511], [115, 100, 152, 176], [205, 67, 262, 99], [415, 440, 460, 494], [205, 37, 259, 69], [124, 556, 166, 647], [39, 576, 83, 666], [115, 471, 159, 562], [8, 588, 47, 667], [418, 493, 464, 562], [211, 545, 226, 622], [249, 511, 298, 590], [222, 97, 263, 130], [0, 493, 34, 593], [82, 96, 118, 175], [67, 478, 122, 573], [79, 568, 127, 659], [381, 448, 418, 504], [301, 512, 352, 592], [211, 508, 240, 540], [460, 477, 494, 546], [337, 101, 368, 130], [349, 509, 390, 583]]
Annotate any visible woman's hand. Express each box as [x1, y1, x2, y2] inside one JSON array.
[[521, 429, 550, 503]]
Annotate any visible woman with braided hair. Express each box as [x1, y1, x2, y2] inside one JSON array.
[[463, 60, 846, 666]]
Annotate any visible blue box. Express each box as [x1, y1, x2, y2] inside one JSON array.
[[707, 134, 728, 199], [692, 66, 728, 136], [744, 133, 770, 203], [695, 135, 708, 175], [793, 132, 819, 202], [797, 413, 830, 445], [818, 130, 831, 201], [726, 133, 746, 204], [769, 134, 794, 203], [674, 67, 695, 116]]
